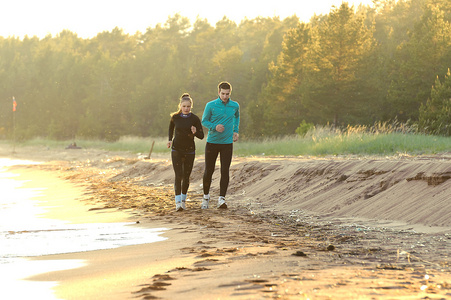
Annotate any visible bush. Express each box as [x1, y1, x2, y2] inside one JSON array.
[[295, 120, 315, 137]]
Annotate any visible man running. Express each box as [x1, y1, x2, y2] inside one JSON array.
[[201, 81, 240, 209]]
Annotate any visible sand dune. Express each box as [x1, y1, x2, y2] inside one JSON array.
[[111, 155, 451, 229]]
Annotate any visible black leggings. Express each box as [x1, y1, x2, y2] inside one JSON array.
[[203, 142, 233, 197], [171, 150, 195, 195]]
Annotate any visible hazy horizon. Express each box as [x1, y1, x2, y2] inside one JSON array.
[[1, 0, 374, 39]]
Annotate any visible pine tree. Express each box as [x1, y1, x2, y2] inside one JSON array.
[[308, 3, 374, 126], [419, 69, 451, 136]]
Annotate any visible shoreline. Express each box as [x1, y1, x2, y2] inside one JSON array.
[[30, 223, 203, 300], [0, 163, 173, 299]]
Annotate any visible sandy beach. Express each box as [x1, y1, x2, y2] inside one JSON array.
[[1, 145, 450, 299]]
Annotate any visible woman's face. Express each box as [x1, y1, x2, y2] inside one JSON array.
[[181, 100, 192, 114]]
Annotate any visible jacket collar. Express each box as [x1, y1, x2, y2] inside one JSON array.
[[217, 97, 230, 105]]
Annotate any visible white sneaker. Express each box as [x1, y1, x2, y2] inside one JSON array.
[[181, 201, 186, 210], [217, 196, 227, 209], [176, 202, 183, 211], [201, 195, 210, 209]]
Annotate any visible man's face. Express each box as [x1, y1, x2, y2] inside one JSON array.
[[218, 88, 231, 102]]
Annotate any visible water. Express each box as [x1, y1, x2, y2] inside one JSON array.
[[0, 158, 168, 299]]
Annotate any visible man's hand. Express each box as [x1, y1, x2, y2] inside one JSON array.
[[233, 132, 239, 142], [167, 141, 172, 148], [216, 124, 225, 132], [191, 126, 197, 134]]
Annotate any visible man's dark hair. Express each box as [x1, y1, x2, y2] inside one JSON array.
[[218, 81, 232, 92]]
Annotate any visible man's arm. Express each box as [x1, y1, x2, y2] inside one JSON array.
[[201, 103, 216, 131], [233, 103, 240, 142], [233, 103, 240, 133]]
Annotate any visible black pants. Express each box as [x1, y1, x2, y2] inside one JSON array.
[[171, 150, 195, 195], [203, 142, 233, 197]]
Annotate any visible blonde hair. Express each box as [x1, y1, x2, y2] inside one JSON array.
[[170, 93, 193, 116]]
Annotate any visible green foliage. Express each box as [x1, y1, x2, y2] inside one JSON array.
[[419, 69, 451, 135], [0, 0, 450, 141], [257, 23, 312, 137], [384, 0, 451, 121], [295, 120, 315, 137], [6, 122, 448, 157], [233, 123, 448, 157], [310, 3, 375, 125]]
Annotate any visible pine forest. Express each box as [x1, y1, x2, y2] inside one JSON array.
[[0, 0, 450, 141]]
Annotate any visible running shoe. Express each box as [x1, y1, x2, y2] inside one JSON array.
[[201, 195, 210, 209], [217, 196, 227, 209]]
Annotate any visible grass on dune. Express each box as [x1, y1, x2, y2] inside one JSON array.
[[3, 123, 450, 157]]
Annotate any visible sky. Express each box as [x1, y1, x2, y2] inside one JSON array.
[[0, 0, 374, 39]]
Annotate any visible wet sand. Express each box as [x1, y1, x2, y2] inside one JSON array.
[[2, 146, 451, 299], [1, 163, 168, 299]]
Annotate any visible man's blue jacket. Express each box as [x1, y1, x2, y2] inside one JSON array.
[[202, 97, 240, 144]]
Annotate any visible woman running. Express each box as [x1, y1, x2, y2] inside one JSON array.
[[167, 93, 204, 211]]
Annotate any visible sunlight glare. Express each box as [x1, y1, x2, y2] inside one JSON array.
[[1, 0, 374, 39]]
